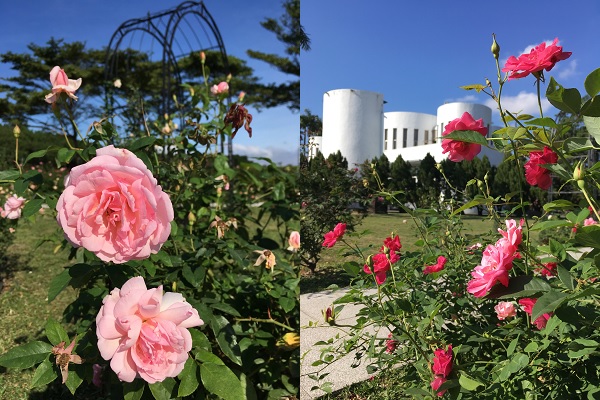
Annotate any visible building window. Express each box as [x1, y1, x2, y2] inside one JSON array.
[[384, 129, 387, 150], [434, 125, 440, 143], [487, 124, 490, 138], [424, 130, 429, 145], [414, 129, 419, 146], [402, 128, 407, 148], [392, 128, 397, 149]]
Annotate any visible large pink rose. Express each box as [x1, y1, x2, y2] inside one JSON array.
[[502, 38, 571, 80], [441, 112, 488, 162], [1, 194, 25, 219], [44, 66, 82, 103], [467, 243, 514, 297], [524, 147, 558, 190], [56, 145, 174, 263], [96, 276, 203, 383], [497, 219, 523, 255]]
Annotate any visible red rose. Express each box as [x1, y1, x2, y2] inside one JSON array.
[[502, 38, 571, 80], [524, 147, 558, 190], [423, 255, 447, 275], [322, 222, 346, 248], [441, 112, 487, 162]]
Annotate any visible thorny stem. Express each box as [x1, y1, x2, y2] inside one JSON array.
[[14, 136, 22, 175], [235, 317, 294, 332]]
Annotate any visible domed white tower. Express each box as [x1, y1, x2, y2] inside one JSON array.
[[321, 89, 384, 168]]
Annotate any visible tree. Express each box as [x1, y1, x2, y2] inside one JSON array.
[[416, 153, 442, 209], [300, 108, 322, 158], [247, 0, 300, 111], [389, 154, 416, 206]]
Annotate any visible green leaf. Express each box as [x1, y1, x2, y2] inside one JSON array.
[[65, 364, 83, 395], [543, 200, 575, 212], [440, 130, 489, 146], [458, 373, 483, 391], [529, 219, 572, 231], [0, 341, 53, 369], [279, 296, 296, 313], [0, 170, 21, 181], [177, 357, 199, 397], [506, 337, 518, 357], [557, 265, 575, 290], [580, 96, 600, 117], [525, 117, 557, 128], [190, 329, 211, 351], [460, 84, 486, 92], [546, 77, 581, 114], [48, 264, 96, 302], [272, 182, 286, 201], [210, 315, 242, 366], [123, 379, 145, 400], [488, 276, 551, 299], [45, 318, 70, 346], [451, 196, 489, 216], [548, 238, 566, 261], [210, 302, 241, 317], [583, 116, 600, 144], [531, 290, 568, 322], [567, 339, 598, 358], [584, 67, 600, 97], [563, 137, 594, 154], [523, 341, 538, 353], [149, 378, 177, 400], [31, 358, 58, 388], [21, 198, 45, 218], [342, 261, 361, 277], [128, 136, 157, 152], [200, 363, 245, 400], [24, 149, 48, 165], [574, 226, 600, 248], [195, 348, 225, 365], [56, 148, 76, 164]]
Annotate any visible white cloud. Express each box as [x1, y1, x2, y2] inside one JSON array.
[[447, 94, 478, 103], [232, 143, 298, 166], [484, 91, 552, 120], [557, 59, 577, 80]]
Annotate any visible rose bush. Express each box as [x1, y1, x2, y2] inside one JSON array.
[[306, 35, 600, 398]]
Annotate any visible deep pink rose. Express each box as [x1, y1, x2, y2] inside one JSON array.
[[502, 38, 571, 80], [423, 255, 447, 275], [431, 345, 452, 396], [56, 145, 174, 264], [518, 297, 552, 330], [381, 235, 401, 252], [96, 276, 203, 383], [210, 81, 229, 95], [495, 301, 516, 320], [524, 147, 558, 190], [497, 219, 523, 255], [535, 262, 557, 277], [467, 244, 514, 297], [1, 195, 25, 219], [363, 250, 400, 284], [45, 66, 82, 103], [385, 333, 397, 354], [441, 112, 488, 162], [322, 222, 346, 248], [584, 217, 597, 227]]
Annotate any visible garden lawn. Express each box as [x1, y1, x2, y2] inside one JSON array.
[[0, 216, 76, 400], [301, 213, 497, 294]]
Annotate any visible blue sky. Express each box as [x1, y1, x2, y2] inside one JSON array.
[[0, 0, 298, 165], [301, 0, 600, 125]]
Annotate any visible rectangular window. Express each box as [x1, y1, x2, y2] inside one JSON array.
[[402, 128, 407, 148], [424, 130, 429, 145], [414, 129, 419, 146], [435, 125, 440, 143], [384, 129, 388, 150], [392, 128, 397, 149]]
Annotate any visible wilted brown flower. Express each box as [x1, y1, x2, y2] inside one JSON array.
[[224, 104, 252, 139]]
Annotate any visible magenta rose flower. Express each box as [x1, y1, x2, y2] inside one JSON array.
[[56, 145, 174, 264], [1, 194, 25, 219], [494, 301, 516, 320], [96, 276, 203, 383], [381, 235, 401, 252], [524, 146, 558, 190], [519, 297, 552, 330], [502, 38, 571, 80], [322, 222, 346, 248], [423, 255, 447, 275], [431, 345, 452, 396], [441, 112, 488, 162], [497, 219, 523, 255], [363, 250, 400, 284], [467, 243, 514, 297]]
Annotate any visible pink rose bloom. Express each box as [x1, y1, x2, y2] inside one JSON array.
[[322, 222, 346, 248], [381, 235, 401, 252], [431, 345, 452, 396], [56, 145, 174, 264], [423, 255, 447, 275], [519, 298, 552, 330], [502, 38, 571, 80], [584, 217, 597, 226], [497, 219, 523, 254], [96, 276, 203, 383], [495, 301, 516, 320], [441, 112, 488, 162], [44, 66, 82, 103], [385, 333, 398, 354], [363, 250, 400, 284], [1, 195, 25, 219], [535, 262, 557, 277], [467, 244, 514, 297], [524, 147, 558, 190], [210, 81, 229, 95], [287, 231, 300, 252]]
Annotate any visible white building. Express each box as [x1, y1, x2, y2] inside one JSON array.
[[312, 89, 503, 167]]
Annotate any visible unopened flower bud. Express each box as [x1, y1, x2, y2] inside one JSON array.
[[477, 180, 484, 191], [200, 51, 206, 64], [366, 254, 374, 270], [238, 91, 246, 102], [226, 73, 232, 82], [13, 125, 21, 138], [491, 34, 500, 59], [323, 306, 335, 324], [188, 211, 196, 225]]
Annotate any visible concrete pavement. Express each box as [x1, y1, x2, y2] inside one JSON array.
[[300, 287, 389, 399]]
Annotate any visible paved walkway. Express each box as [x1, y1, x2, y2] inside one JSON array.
[[300, 287, 388, 399]]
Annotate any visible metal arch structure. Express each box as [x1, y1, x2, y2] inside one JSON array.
[[104, 1, 229, 118]]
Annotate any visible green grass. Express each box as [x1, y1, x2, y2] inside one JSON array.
[[0, 216, 76, 400], [300, 212, 497, 294]]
